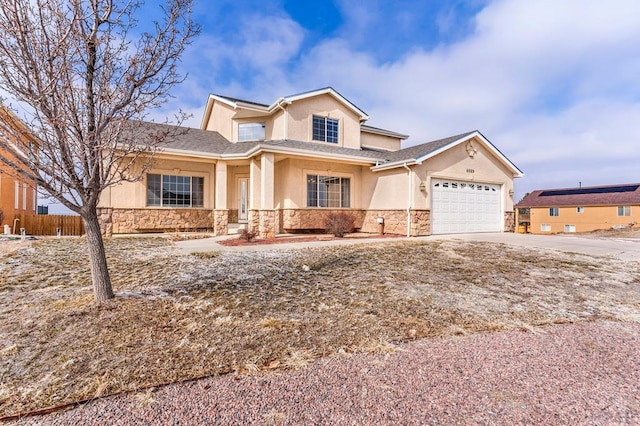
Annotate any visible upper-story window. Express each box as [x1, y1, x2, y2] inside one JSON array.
[[312, 115, 338, 143], [238, 122, 265, 141], [549, 207, 559, 217]]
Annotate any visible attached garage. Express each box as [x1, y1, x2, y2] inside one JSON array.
[[431, 179, 502, 234]]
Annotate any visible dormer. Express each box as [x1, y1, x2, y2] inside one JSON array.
[[200, 87, 407, 151]]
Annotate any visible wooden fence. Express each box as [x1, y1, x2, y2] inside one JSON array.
[[11, 213, 84, 236]]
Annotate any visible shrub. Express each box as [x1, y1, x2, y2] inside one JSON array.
[[239, 228, 257, 242], [323, 212, 355, 237]]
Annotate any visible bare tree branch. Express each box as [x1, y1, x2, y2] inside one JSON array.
[[0, 0, 200, 301]]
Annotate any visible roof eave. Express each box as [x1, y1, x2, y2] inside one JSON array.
[[222, 144, 379, 164], [414, 131, 524, 178], [361, 126, 409, 140], [371, 159, 421, 171]]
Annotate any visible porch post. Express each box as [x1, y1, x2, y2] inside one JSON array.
[[260, 153, 274, 210], [214, 161, 228, 235], [259, 152, 275, 238], [249, 157, 261, 233]]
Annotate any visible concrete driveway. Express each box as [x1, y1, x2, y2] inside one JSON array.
[[437, 232, 640, 262], [177, 232, 640, 261]]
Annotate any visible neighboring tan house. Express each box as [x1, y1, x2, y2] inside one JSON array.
[[98, 87, 523, 237], [0, 107, 37, 224], [516, 183, 640, 234]]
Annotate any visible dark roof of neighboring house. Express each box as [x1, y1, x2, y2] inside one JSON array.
[[516, 183, 640, 207]]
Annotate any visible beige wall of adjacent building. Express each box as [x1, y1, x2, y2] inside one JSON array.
[[529, 205, 639, 234]]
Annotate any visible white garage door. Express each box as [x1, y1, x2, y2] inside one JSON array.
[[431, 179, 502, 234]]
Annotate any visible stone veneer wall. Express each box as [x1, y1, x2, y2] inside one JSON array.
[[281, 209, 366, 232], [361, 210, 407, 235], [99, 208, 215, 235], [214, 210, 229, 236], [97, 208, 114, 237], [411, 210, 430, 236], [361, 209, 430, 236], [504, 211, 515, 232]]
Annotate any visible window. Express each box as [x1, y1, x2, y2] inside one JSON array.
[[617, 206, 631, 216], [549, 207, 559, 216], [312, 115, 339, 143], [307, 175, 350, 207], [576, 207, 584, 213], [14, 181, 19, 209], [147, 174, 204, 208], [541, 224, 551, 232], [564, 224, 576, 233], [238, 122, 265, 141]]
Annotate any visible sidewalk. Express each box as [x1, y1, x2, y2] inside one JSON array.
[[175, 233, 411, 253], [175, 231, 640, 261]]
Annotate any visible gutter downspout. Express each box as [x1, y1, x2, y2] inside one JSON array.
[[403, 163, 412, 237], [275, 99, 291, 140]]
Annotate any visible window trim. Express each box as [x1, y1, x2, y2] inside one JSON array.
[[541, 223, 551, 232], [312, 115, 339, 144], [564, 224, 576, 233], [305, 171, 351, 208], [549, 207, 559, 217], [146, 173, 205, 208], [617, 205, 631, 217], [576, 206, 584, 213], [238, 122, 265, 141]]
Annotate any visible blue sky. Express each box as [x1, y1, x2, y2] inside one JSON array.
[[58, 0, 640, 210]]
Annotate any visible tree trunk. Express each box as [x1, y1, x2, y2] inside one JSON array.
[[82, 209, 115, 302]]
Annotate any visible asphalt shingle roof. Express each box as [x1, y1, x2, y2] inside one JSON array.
[[133, 122, 480, 166], [516, 184, 640, 207]]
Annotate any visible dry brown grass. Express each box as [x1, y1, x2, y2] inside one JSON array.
[[1, 237, 639, 417]]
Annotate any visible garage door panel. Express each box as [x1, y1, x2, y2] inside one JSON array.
[[431, 179, 501, 235]]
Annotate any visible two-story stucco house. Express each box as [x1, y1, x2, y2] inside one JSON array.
[[98, 88, 523, 237]]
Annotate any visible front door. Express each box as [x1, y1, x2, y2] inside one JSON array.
[[238, 177, 249, 222]]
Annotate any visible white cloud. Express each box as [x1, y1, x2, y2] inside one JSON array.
[[165, 0, 640, 198]]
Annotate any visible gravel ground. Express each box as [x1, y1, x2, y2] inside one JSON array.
[[10, 320, 640, 425]]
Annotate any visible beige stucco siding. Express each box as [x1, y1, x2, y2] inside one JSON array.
[[362, 168, 409, 210], [529, 205, 639, 234], [101, 157, 215, 209], [361, 132, 402, 151], [205, 102, 235, 141], [419, 139, 515, 211], [364, 138, 516, 212], [277, 157, 364, 209], [285, 94, 362, 149]]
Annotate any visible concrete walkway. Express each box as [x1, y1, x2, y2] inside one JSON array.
[[176, 232, 640, 261]]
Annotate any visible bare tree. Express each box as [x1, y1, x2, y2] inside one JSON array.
[[0, 0, 199, 302]]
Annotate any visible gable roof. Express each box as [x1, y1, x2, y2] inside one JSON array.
[[201, 87, 371, 130], [517, 183, 640, 208], [372, 130, 524, 177], [277, 87, 369, 121], [136, 123, 521, 175]]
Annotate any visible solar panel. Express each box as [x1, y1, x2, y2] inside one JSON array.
[[540, 185, 640, 197]]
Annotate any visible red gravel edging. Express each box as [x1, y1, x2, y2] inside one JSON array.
[[11, 320, 640, 425]]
